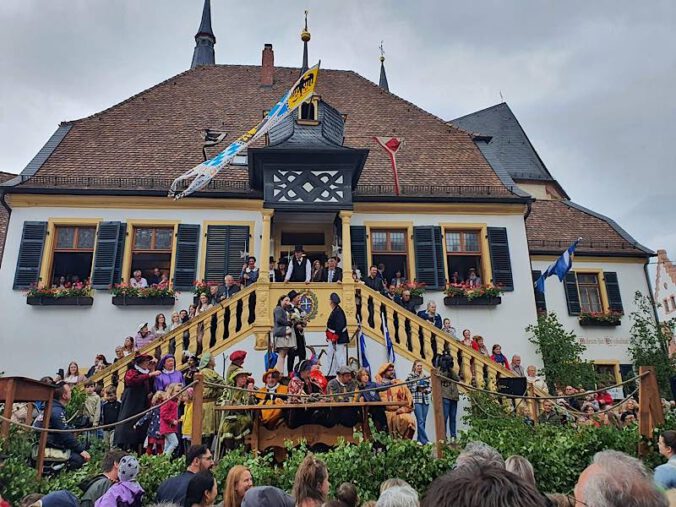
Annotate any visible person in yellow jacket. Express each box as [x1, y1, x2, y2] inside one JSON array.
[[375, 362, 416, 439], [179, 387, 194, 446], [257, 368, 288, 429]]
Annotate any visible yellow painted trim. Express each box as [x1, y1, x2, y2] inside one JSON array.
[[354, 202, 526, 215], [39, 218, 102, 286], [531, 255, 647, 264], [363, 221, 415, 281], [573, 268, 610, 313], [439, 223, 492, 286], [592, 360, 621, 384], [198, 220, 257, 281], [122, 220, 181, 285], [7, 194, 263, 211]]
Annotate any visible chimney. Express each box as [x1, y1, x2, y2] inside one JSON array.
[[261, 44, 274, 86]]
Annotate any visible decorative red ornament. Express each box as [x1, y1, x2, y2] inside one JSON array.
[[374, 136, 403, 196]]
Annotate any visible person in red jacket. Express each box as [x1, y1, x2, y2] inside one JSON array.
[[161, 383, 182, 456], [490, 344, 511, 370], [596, 389, 613, 408]]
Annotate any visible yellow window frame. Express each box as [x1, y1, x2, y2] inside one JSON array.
[[39, 218, 102, 287], [198, 220, 257, 281], [363, 221, 415, 281], [573, 268, 610, 313], [592, 360, 622, 385], [440, 223, 493, 286], [121, 219, 180, 287]]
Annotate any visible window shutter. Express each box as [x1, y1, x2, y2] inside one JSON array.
[[350, 226, 367, 279], [531, 270, 547, 313], [112, 223, 127, 285], [487, 227, 514, 291], [91, 222, 124, 289], [174, 224, 200, 290], [204, 225, 250, 284], [603, 272, 624, 313], [564, 272, 581, 315], [413, 226, 445, 289], [13, 221, 47, 289]]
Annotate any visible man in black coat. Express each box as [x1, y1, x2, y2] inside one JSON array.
[[363, 265, 386, 294], [284, 245, 311, 283], [326, 292, 350, 376], [42, 383, 90, 470], [321, 256, 343, 283]]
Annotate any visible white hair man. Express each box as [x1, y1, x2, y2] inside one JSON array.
[[376, 485, 419, 507], [574, 450, 667, 507], [455, 441, 505, 470]]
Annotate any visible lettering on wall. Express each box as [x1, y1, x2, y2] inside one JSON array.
[[579, 336, 630, 346]]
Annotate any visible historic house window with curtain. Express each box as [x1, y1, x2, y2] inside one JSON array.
[[577, 273, 603, 313], [445, 230, 482, 284], [51, 225, 96, 286], [371, 229, 408, 283], [131, 227, 174, 280]]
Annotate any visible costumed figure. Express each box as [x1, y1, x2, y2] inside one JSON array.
[[375, 362, 416, 439], [326, 366, 359, 428], [287, 359, 333, 428], [199, 352, 227, 443], [226, 350, 247, 380], [218, 367, 256, 448], [287, 290, 308, 374], [273, 295, 295, 375], [114, 353, 161, 451], [154, 354, 185, 391], [257, 368, 289, 429], [325, 292, 350, 377]]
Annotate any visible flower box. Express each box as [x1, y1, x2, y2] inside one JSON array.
[[578, 311, 622, 327], [410, 295, 423, 307], [112, 295, 176, 306], [443, 295, 502, 306], [26, 296, 94, 306]]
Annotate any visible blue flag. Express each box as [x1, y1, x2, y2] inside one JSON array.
[[359, 327, 371, 374], [535, 239, 580, 293], [381, 312, 396, 363]]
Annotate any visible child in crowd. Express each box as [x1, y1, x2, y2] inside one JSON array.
[[101, 386, 121, 447], [83, 380, 101, 442], [134, 391, 165, 455], [180, 387, 194, 449], [95, 455, 144, 507], [160, 383, 181, 456]]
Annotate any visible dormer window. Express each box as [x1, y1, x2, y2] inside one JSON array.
[[297, 96, 319, 125]]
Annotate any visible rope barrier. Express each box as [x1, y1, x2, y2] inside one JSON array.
[[0, 381, 197, 434]]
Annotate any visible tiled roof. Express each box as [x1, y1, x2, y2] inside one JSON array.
[[13, 65, 514, 198], [526, 200, 653, 257]]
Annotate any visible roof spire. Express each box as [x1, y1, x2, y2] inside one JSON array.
[[300, 10, 311, 74], [191, 0, 216, 69], [378, 41, 389, 92]]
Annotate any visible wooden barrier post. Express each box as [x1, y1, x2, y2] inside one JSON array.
[[638, 366, 665, 457], [430, 369, 446, 458], [191, 373, 204, 446], [36, 391, 54, 479]]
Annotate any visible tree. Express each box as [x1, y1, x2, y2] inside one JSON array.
[[628, 291, 676, 399], [527, 312, 596, 393]]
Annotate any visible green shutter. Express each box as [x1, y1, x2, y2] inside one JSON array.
[[350, 226, 367, 279], [204, 225, 249, 284], [413, 226, 445, 290], [487, 227, 514, 291], [91, 221, 124, 289], [13, 221, 47, 289], [531, 270, 547, 314], [564, 272, 581, 315], [112, 223, 127, 285], [603, 272, 624, 313], [174, 224, 200, 290]]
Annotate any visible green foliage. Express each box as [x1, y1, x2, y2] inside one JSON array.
[[136, 454, 184, 497], [628, 291, 676, 399], [527, 312, 597, 392], [66, 386, 87, 420]]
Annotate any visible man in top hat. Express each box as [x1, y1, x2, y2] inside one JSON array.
[[286, 290, 307, 374], [257, 368, 288, 429], [327, 366, 360, 427], [226, 350, 247, 380], [325, 292, 350, 377], [134, 322, 157, 350], [284, 245, 311, 283]]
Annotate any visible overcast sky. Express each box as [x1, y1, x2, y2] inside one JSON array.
[[1, 0, 675, 265]]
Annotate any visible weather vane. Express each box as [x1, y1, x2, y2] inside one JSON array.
[[379, 40, 385, 60]]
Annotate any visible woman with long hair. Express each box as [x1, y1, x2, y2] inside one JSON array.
[[292, 454, 330, 507], [169, 311, 182, 331], [406, 359, 431, 444], [153, 313, 168, 337], [123, 336, 135, 356], [184, 471, 218, 507], [273, 295, 294, 375], [490, 344, 510, 370], [64, 361, 86, 384], [222, 465, 253, 507]]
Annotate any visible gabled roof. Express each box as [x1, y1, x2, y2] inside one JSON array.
[[526, 199, 654, 258], [449, 102, 569, 198], [655, 250, 676, 300], [0, 172, 16, 184], [8, 65, 522, 202]]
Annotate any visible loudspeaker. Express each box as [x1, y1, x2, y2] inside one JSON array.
[[497, 377, 527, 396]]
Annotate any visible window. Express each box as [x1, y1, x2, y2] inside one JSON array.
[[665, 299, 671, 313], [578, 273, 603, 313], [371, 229, 408, 282], [297, 97, 319, 123], [131, 227, 174, 282], [445, 230, 482, 283], [51, 225, 96, 286], [671, 296, 676, 314]]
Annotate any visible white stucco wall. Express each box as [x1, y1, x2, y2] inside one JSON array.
[[0, 206, 262, 378], [530, 259, 652, 364], [654, 251, 676, 323], [351, 212, 542, 370]]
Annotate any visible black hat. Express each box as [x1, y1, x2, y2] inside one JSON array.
[[330, 292, 341, 305], [269, 256, 275, 263], [278, 257, 288, 265], [288, 290, 300, 300], [294, 245, 304, 253]]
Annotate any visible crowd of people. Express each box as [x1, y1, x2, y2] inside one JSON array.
[[10, 438, 676, 507]]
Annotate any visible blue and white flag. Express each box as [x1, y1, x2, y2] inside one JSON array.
[[535, 239, 580, 293], [358, 324, 371, 374], [381, 312, 396, 363]]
